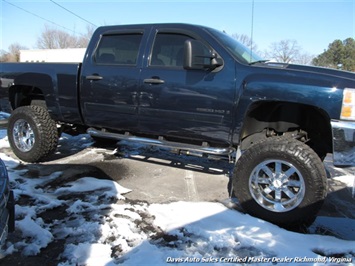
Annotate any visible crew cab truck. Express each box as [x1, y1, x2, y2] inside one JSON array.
[[1, 23, 355, 226]]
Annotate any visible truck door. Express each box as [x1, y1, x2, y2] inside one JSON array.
[[80, 30, 144, 131], [139, 29, 236, 145]]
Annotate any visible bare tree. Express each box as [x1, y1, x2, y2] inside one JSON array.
[[76, 25, 96, 48], [57, 30, 78, 48], [37, 25, 57, 49], [232, 33, 258, 52], [0, 43, 27, 62], [267, 39, 301, 63], [36, 25, 77, 49], [295, 52, 314, 65], [36, 24, 94, 49], [0, 50, 10, 62]]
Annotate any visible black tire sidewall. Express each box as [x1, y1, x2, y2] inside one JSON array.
[[233, 137, 327, 225], [7, 106, 58, 162]]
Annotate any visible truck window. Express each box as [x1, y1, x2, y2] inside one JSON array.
[[150, 33, 193, 67], [94, 34, 142, 65]]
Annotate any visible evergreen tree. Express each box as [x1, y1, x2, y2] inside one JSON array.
[[312, 38, 355, 71]]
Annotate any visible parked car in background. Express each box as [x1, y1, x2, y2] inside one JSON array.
[[0, 158, 14, 251]]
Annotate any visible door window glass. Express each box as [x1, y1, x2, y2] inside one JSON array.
[[95, 34, 142, 65], [150, 33, 193, 67]]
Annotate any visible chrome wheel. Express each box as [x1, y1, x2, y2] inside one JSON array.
[[13, 119, 35, 152], [8, 106, 58, 162], [249, 159, 305, 213]]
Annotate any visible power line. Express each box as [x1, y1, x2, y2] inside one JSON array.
[[2, 0, 85, 36], [49, 0, 97, 27]]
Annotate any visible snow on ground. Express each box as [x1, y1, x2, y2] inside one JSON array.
[[0, 129, 354, 265]]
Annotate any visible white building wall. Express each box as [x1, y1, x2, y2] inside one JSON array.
[[20, 48, 86, 63]]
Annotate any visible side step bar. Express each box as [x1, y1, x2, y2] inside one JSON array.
[[87, 128, 234, 156]]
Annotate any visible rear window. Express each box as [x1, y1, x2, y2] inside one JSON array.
[[95, 34, 142, 65]]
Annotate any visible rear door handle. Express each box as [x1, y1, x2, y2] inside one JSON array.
[[86, 75, 103, 81], [143, 78, 165, 84]]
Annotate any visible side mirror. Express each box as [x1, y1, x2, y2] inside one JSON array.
[[183, 40, 223, 70]]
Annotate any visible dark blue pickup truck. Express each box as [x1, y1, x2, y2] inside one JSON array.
[[1, 23, 355, 226]]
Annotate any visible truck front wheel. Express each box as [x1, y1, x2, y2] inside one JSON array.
[[233, 137, 327, 226], [7, 106, 58, 162]]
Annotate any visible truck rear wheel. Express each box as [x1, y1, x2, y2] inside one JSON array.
[[233, 137, 327, 226], [7, 106, 58, 162]]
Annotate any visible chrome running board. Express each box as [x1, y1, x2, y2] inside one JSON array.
[[87, 127, 233, 156]]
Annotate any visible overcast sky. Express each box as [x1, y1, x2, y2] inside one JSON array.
[[1, 0, 354, 56]]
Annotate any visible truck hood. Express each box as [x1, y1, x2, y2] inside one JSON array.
[[263, 62, 355, 83]]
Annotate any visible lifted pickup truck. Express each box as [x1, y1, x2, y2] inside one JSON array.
[[1, 23, 355, 226]]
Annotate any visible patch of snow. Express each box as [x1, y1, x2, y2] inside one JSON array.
[[16, 214, 53, 256], [333, 175, 355, 198], [60, 243, 114, 266], [0, 129, 354, 265], [54, 177, 131, 199]]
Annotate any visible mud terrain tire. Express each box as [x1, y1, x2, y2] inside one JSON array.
[[233, 137, 327, 226], [8, 106, 58, 162]]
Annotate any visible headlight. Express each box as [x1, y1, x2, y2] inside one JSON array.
[[340, 88, 355, 121]]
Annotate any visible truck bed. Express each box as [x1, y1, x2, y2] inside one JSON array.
[[0, 62, 82, 123]]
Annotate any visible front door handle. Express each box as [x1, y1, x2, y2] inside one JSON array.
[[86, 74, 103, 81], [143, 78, 165, 84]]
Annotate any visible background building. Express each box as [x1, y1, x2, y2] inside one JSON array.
[[20, 48, 86, 62]]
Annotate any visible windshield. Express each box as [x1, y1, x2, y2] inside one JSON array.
[[207, 28, 264, 64]]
